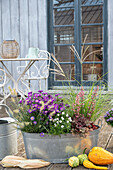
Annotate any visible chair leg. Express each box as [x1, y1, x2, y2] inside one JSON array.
[[39, 80, 41, 90], [45, 78, 47, 91], [28, 80, 30, 88]]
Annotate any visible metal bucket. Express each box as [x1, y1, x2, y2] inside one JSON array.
[[0, 104, 17, 160], [22, 126, 100, 163]]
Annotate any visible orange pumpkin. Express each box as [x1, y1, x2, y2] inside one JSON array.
[[88, 147, 113, 165]]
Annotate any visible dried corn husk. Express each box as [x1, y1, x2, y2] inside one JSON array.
[[18, 159, 50, 169], [0, 155, 50, 169], [1, 155, 26, 167]]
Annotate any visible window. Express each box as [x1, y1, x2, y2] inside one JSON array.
[[48, 0, 107, 89]]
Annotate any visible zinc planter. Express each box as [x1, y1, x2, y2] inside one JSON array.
[[22, 126, 100, 163], [0, 105, 17, 160]]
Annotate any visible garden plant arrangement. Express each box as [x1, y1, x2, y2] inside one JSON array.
[[9, 86, 109, 136], [7, 85, 110, 163]]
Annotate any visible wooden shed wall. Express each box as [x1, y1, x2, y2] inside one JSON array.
[[0, 0, 47, 92]]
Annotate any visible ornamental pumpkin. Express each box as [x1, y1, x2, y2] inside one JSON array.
[[88, 147, 113, 165], [68, 156, 79, 167], [77, 148, 88, 164], [83, 160, 108, 169]]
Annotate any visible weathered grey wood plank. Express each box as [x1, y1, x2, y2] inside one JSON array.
[[29, 0, 38, 48], [19, 0, 29, 92], [2, 0, 12, 90], [49, 163, 71, 170], [37, 0, 48, 91], [0, 165, 4, 170], [39, 163, 54, 170], [38, 0, 47, 50], [108, 164, 113, 170], [0, 0, 2, 44], [19, 0, 29, 59], [28, 0, 39, 91], [10, 0, 20, 81], [0, 0, 3, 76]]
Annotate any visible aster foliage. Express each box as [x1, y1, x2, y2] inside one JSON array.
[[104, 109, 113, 127], [10, 90, 71, 136]]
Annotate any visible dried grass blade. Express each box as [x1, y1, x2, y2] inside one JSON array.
[[82, 49, 102, 62], [50, 72, 66, 77], [70, 46, 82, 64], [81, 34, 88, 58], [82, 46, 89, 61], [51, 54, 64, 73]]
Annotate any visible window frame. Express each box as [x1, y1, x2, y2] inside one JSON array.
[[47, 0, 108, 89]]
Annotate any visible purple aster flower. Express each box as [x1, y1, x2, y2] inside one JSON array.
[[37, 105, 41, 109], [58, 96, 62, 99], [25, 98, 32, 105], [65, 104, 70, 107], [54, 104, 59, 109], [48, 95, 53, 98], [34, 93, 38, 98], [19, 100, 22, 104], [33, 121, 37, 125], [28, 101, 32, 105], [55, 94, 60, 97], [32, 108, 37, 112], [28, 109, 33, 113], [30, 116, 35, 121], [59, 103, 64, 106], [48, 115, 52, 120], [60, 106, 65, 111], [35, 99, 39, 103], [34, 104, 38, 108], [55, 109, 60, 113], [38, 94, 41, 97], [111, 108, 113, 111], [43, 96, 49, 102], [38, 90, 43, 93], [28, 92, 32, 97], [40, 132, 44, 137], [107, 118, 110, 122], [52, 98, 56, 102], [109, 117, 113, 121], [42, 92, 48, 95]]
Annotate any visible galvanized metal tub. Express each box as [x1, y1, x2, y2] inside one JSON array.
[[0, 104, 17, 160], [22, 126, 100, 163]]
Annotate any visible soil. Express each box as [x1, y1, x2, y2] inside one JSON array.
[[0, 97, 113, 157]]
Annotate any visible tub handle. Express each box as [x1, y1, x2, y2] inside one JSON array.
[[98, 119, 102, 128], [0, 104, 14, 119]]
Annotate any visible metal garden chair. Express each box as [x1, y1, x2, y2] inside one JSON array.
[[17, 50, 51, 93]]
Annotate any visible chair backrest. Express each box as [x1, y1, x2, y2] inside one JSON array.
[[26, 49, 51, 79], [0, 68, 7, 88]]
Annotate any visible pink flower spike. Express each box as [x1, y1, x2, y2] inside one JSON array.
[[97, 85, 99, 91]]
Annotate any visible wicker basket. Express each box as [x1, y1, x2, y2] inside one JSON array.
[[0, 40, 19, 59]]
